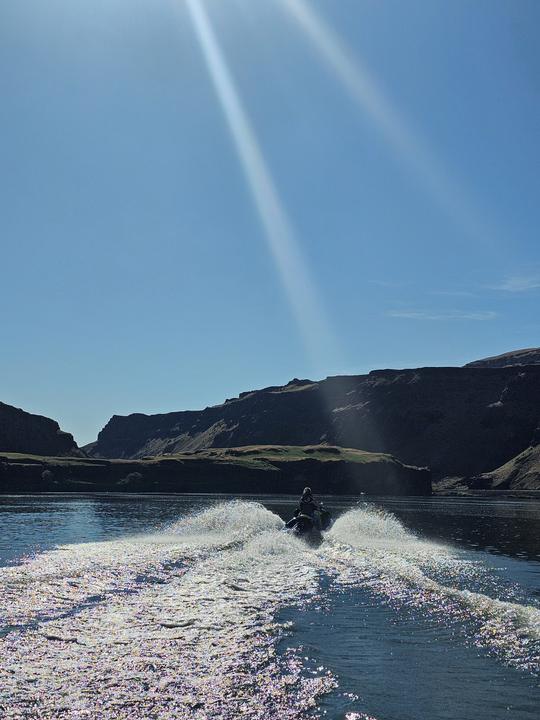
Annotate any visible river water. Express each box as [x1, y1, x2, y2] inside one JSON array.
[[0, 494, 539, 719]]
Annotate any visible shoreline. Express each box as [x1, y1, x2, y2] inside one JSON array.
[[1, 489, 539, 502], [0, 445, 431, 497]]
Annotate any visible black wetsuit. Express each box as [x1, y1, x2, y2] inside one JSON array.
[[298, 497, 319, 517]]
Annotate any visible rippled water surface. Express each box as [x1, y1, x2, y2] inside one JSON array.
[[0, 494, 539, 719]]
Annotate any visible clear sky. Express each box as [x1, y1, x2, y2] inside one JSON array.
[[1, 0, 539, 445]]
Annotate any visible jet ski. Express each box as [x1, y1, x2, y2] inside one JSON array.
[[285, 506, 332, 543]]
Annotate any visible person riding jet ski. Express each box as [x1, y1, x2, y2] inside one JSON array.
[[285, 488, 331, 536], [296, 486, 320, 522]]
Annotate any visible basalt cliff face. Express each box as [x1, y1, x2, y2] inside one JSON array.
[[89, 366, 540, 480], [0, 402, 79, 456]]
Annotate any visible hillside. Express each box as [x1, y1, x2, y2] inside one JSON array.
[[0, 445, 431, 496], [465, 348, 540, 368], [87, 366, 540, 480], [0, 402, 79, 456], [469, 444, 540, 492]]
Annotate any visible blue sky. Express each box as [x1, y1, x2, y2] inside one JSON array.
[[1, 0, 539, 445]]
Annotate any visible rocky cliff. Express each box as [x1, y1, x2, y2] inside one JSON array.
[[0, 402, 79, 456], [88, 366, 540, 480], [436, 443, 540, 495], [473, 444, 540, 491], [465, 348, 540, 368]]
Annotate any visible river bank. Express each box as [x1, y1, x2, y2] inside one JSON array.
[[0, 445, 431, 496]]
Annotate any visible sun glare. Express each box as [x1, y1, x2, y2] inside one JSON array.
[[185, 0, 339, 368], [280, 0, 492, 245]]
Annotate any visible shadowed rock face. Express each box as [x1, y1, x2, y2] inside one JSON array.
[[0, 402, 79, 456], [466, 444, 540, 492], [89, 367, 540, 479], [465, 347, 540, 368]]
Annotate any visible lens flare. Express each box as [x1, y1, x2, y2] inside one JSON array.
[[185, 0, 339, 366], [281, 0, 491, 244]]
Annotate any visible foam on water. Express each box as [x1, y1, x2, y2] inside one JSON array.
[[320, 506, 540, 673], [1, 500, 539, 719], [0, 502, 335, 718], [166, 499, 283, 542], [0, 501, 283, 628]]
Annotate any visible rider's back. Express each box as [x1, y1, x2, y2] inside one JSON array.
[[299, 498, 317, 516]]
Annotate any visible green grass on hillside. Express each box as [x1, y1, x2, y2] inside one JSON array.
[[163, 445, 398, 468], [0, 445, 400, 470]]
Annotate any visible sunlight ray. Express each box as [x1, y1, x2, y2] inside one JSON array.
[[185, 0, 338, 366], [281, 0, 492, 244]]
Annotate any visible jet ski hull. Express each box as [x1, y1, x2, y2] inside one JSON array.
[[285, 509, 332, 545]]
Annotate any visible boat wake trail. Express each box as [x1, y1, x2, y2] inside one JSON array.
[[0, 502, 335, 719], [0, 501, 538, 718], [320, 506, 540, 674]]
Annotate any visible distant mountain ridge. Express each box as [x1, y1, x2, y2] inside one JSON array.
[[465, 347, 540, 368], [2, 348, 539, 492], [0, 402, 79, 456], [87, 365, 540, 481]]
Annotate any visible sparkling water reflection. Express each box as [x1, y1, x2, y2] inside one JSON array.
[[0, 494, 539, 719]]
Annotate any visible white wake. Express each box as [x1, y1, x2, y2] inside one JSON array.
[[1, 501, 539, 719]]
